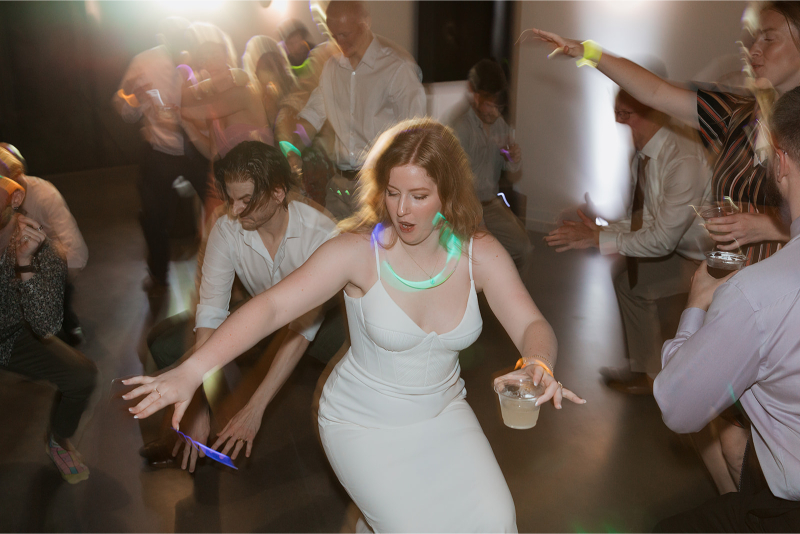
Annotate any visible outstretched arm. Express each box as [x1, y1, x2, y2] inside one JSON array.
[[524, 28, 699, 129], [473, 234, 585, 408], [123, 233, 364, 427]]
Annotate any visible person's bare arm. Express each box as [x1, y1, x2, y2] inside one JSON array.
[[181, 86, 252, 121], [525, 28, 699, 129], [474, 233, 585, 408], [123, 233, 369, 425]]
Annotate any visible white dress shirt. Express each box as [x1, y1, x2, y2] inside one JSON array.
[[22, 176, 88, 270], [599, 125, 713, 260], [656, 217, 800, 500], [298, 35, 426, 171], [115, 45, 184, 156], [196, 201, 337, 341]]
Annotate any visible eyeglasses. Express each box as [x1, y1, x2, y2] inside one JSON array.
[[614, 109, 633, 121], [476, 93, 505, 113]]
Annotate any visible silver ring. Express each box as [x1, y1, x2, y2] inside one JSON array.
[[21, 236, 29, 243], [37, 225, 43, 231], [153, 386, 161, 397], [557, 381, 563, 389]]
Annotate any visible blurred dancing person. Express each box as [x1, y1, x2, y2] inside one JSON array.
[[452, 59, 532, 276], [280, 0, 426, 220], [113, 17, 210, 295], [0, 176, 97, 483], [546, 89, 712, 394], [123, 118, 585, 532], [0, 144, 88, 346]]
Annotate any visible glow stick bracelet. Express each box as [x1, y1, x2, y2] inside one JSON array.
[[172, 428, 238, 470]]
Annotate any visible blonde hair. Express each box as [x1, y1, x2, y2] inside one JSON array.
[[339, 118, 483, 249]]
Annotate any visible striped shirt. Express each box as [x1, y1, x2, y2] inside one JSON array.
[[696, 88, 783, 265]]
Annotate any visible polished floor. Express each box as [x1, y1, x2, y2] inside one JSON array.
[[0, 167, 718, 533]]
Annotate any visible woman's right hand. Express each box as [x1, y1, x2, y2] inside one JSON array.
[[122, 363, 204, 429], [518, 28, 584, 60]]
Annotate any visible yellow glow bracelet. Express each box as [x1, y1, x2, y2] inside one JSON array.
[[576, 40, 602, 68]]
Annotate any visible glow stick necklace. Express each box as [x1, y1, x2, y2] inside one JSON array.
[[376, 214, 463, 290]]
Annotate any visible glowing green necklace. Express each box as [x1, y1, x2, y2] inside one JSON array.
[[376, 214, 463, 290]]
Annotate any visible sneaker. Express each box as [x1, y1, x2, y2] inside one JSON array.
[[46, 437, 90, 484]]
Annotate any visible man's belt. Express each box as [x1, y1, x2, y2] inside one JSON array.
[[337, 169, 360, 180]]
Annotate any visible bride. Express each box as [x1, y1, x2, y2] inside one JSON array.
[[124, 118, 584, 532]]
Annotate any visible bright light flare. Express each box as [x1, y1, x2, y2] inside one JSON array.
[[158, 0, 225, 14]]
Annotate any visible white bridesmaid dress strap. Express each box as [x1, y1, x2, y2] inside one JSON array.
[[468, 236, 474, 282], [374, 236, 381, 281]]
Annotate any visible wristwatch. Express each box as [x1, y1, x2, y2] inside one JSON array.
[[14, 264, 36, 275]]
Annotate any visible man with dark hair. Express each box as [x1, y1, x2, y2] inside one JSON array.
[[546, 89, 712, 394], [0, 176, 97, 483], [452, 59, 532, 275], [653, 85, 800, 532], [143, 141, 339, 471]]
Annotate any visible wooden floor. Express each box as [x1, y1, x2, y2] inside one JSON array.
[[0, 166, 717, 533]]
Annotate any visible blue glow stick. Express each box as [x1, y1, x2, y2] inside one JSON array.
[[171, 428, 238, 470]]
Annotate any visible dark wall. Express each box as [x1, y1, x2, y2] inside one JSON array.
[[0, 1, 268, 177], [416, 1, 514, 84]]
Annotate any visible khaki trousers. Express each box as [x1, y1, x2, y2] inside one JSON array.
[[613, 252, 699, 375], [481, 198, 534, 277]]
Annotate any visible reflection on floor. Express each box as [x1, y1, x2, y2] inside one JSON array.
[[0, 167, 717, 533]]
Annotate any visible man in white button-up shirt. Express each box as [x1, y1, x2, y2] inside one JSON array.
[[546, 90, 712, 394], [145, 141, 339, 471], [282, 1, 426, 220]]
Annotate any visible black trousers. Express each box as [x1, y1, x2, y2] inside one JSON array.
[[138, 143, 209, 284], [5, 328, 97, 439], [655, 439, 800, 532]]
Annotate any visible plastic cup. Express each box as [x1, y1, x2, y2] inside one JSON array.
[[494, 375, 545, 429], [700, 206, 737, 235], [705, 251, 746, 279]]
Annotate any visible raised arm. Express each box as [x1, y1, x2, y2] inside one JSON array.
[[123, 233, 365, 426], [472, 234, 584, 408], [526, 28, 699, 129]]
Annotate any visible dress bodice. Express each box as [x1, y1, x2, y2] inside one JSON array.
[[343, 237, 482, 387]]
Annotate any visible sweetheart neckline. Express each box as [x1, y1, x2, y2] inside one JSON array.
[[344, 279, 478, 338]]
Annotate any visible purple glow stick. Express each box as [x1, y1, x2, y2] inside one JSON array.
[[172, 428, 238, 470]]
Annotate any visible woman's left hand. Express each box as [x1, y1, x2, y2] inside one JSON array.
[[705, 212, 789, 250], [494, 365, 586, 409]]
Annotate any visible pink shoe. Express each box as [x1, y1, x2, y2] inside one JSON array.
[[46, 437, 89, 484]]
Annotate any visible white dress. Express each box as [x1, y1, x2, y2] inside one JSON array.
[[318, 238, 517, 532]]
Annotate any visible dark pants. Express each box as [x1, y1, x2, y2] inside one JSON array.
[[5, 328, 97, 439], [655, 439, 800, 532], [138, 143, 209, 284], [62, 279, 79, 332]]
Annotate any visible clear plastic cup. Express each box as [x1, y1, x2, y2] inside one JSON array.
[[494, 375, 545, 429], [700, 205, 737, 235], [705, 251, 746, 279]]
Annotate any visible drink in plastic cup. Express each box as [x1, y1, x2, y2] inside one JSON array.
[[494, 375, 545, 429], [705, 251, 746, 279], [700, 206, 737, 235]]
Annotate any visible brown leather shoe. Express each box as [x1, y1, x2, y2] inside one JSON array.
[[605, 373, 654, 395]]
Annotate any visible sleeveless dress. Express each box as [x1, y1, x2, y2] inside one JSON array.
[[318, 238, 517, 533]]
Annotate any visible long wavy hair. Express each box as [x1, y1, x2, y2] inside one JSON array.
[[339, 118, 483, 249]]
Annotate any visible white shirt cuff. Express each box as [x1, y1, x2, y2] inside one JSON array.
[[598, 231, 620, 255], [195, 304, 229, 331]]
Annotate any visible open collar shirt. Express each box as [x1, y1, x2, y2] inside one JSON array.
[[298, 35, 426, 171], [599, 125, 713, 261], [655, 217, 800, 500], [452, 107, 522, 203], [196, 201, 337, 341]]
